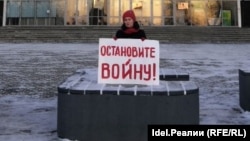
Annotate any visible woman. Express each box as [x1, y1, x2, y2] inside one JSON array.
[[114, 10, 147, 40]]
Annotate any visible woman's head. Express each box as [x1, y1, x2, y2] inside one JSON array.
[[122, 10, 136, 28]]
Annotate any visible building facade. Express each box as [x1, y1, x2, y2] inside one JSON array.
[[0, 0, 242, 27]]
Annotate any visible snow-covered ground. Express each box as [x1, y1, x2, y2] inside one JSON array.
[[0, 43, 250, 141]]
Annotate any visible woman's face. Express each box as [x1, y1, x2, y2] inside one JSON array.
[[124, 17, 134, 28]]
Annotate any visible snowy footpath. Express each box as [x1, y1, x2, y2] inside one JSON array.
[[0, 43, 250, 141]]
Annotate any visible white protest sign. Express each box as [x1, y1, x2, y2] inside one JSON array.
[[98, 38, 160, 85]]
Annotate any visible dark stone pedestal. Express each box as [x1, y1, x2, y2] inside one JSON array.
[[239, 69, 250, 111], [57, 69, 199, 141]]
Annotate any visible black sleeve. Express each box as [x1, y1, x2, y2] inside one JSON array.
[[115, 30, 123, 38], [140, 30, 147, 39]]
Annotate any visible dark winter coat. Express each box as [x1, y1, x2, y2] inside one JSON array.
[[115, 21, 147, 39]]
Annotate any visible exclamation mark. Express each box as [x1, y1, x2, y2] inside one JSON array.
[[153, 63, 156, 80]]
